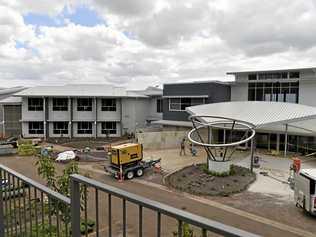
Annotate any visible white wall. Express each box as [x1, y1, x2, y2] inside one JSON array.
[[72, 98, 96, 121], [230, 84, 248, 101], [96, 98, 121, 121], [48, 98, 70, 121], [72, 122, 96, 137], [147, 96, 163, 120], [48, 122, 71, 138], [121, 98, 150, 134], [136, 130, 188, 149], [96, 122, 121, 137], [21, 97, 44, 121], [299, 81, 316, 107], [22, 122, 44, 138]]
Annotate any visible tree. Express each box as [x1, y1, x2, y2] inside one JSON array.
[[36, 155, 88, 234]]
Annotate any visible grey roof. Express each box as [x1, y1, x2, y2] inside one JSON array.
[[164, 80, 231, 86], [186, 101, 316, 135], [0, 86, 25, 96], [0, 96, 22, 105], [14, 84, 148, 98], [227, 67, 316, 75], [130, 86, 162, 96]]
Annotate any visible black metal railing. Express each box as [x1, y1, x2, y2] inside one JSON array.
[[0, 164, 71, 237], [0, 164, 260, 237], [70, 174, 260, 237]]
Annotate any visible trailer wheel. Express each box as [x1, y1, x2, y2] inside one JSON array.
[[126, 171, 134, 180], [136, 168, 144, 177]]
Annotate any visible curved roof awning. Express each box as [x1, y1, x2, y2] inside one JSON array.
[[186, 101, 316, 135]]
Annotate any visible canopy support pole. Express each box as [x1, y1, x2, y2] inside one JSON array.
[[250, 136, 255, 173], [207, 127, 211, 169], [276, 134, 280, 154], [284, 124, 288, 158]]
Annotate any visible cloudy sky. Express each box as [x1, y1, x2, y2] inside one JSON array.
[[1, 0, 316, 89]]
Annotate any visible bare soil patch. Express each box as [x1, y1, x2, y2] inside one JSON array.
[[166, 164, 256, 196], [46, 137, 130, 149]]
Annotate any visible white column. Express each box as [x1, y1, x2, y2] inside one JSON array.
[[284, 124, 288, 157], [276, 134, 280, 153]]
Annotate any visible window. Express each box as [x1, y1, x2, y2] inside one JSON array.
[[169, 98, 205, 111], [77, 122, 93, 134], [28, 98, 43, 111], [156, 99, 163, 113], [248, 82, 299, 103], [248, 74, 257, 80], [289, 71, 300, 78], [77, 98, 92, 111], [101, 99, 116, 111], [253, 72, 289, 80], [53, 122, 68, 134], [101, 122, 117, 135], [53, 98, 68, 111], [29, 122, 44, 134]]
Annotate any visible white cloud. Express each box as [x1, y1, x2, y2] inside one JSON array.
[[0, 0, 316, 89]]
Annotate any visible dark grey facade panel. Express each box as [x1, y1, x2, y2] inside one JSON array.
[[163, 82, 231, 121], [4, 105, 22, 137]]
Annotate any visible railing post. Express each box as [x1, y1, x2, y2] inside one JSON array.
[[70, 176, 81, 237], [0, 169, 5, 237]]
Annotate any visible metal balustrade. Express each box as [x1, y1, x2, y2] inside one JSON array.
[[0, 164, 71, 237], [70, 174, 260, 237], [0, 164, 260, 237]]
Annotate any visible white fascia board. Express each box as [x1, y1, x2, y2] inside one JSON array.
[[163, 95, 208, 98]]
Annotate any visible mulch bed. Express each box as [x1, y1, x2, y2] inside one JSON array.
[[166, 164, 256, 196]]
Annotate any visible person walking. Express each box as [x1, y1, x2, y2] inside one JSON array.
[[180, 138, 186, 156]]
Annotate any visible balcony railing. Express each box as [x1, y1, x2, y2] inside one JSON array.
[[0, 164, 71, 237], [0, 164, 260, 237]]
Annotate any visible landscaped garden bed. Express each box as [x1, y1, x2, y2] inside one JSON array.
[[166, 164, 256, 196]]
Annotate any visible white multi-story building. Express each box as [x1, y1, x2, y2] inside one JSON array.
[[229, 67, 316, 152], [14, 84, 162, 138]]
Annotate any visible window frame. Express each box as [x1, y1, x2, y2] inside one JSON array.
[[28, 98, 43, 111], [77, 122, 93, 134], [52, 98, 68, 111], [248, 81, 299, 103], [77, 98, 92, 111], [169, 97, 206, 111], [29, 121, 44, 134], [101, 99, 116, 111], [156, 99, 163, 113], [101, 121, 117, 135], [53, 122, 69, 134]]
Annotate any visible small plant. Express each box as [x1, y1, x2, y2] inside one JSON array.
[[173, 223, 194, 237]]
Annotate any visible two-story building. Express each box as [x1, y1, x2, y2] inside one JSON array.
[[228, 67, 316, 152], [14, 84, 162, 138]]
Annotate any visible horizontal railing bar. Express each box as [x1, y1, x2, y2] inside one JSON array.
[[0, 164, 70, 205], [71, 174, 261, 237]]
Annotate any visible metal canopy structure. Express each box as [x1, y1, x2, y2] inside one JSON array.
[[186, 101, 316, 158], [187, 101, 316, 134]]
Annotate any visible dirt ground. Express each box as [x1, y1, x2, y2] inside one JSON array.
[[46, 137, 131, 149], [166, 165, 256, 196]]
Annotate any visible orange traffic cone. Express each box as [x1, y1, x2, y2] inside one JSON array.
[[154, 163, 161, 173]]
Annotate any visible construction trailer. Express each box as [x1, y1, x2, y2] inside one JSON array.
[[106, 143, 160, 180]]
